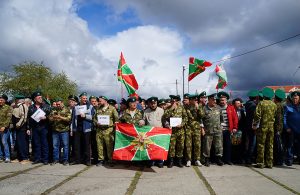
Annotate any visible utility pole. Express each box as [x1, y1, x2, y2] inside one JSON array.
[[176, 79, 178, 95], [292, 65, 300, 87]]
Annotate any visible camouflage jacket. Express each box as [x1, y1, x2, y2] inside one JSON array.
[[186, 105, 201, 130], [199, 104, 223, 134], [253, 100, 277, 129], [0, 104, 13, 129], [93, 105, 119, 129], [49, 106, 71, 132], [119, 109, 143, 126], [163, 104, 188, 128], [274, 102, 284, 133]]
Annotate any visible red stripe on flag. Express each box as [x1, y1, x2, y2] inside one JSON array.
[[147, 144, 169, 160], [113, 145, 136, 161], [145, 127, 171, 137], [122, 74, 139, 90], [116, 123, 138, 138], [120, 52, 126, 66]]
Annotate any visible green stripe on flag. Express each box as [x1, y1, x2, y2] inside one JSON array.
[[132, 149, 150, 161], [115, 131, 135, 149], [150, 134, 171, 150], [135, 126, 152, 133]]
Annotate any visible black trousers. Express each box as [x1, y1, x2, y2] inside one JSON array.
[[16, 127, 29, 161], [73, 130, 91, 163], [223, 130, 232, 163]]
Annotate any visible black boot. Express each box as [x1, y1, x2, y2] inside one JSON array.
[[204, 157, 210, 167], [216, 157, 224, 166], [177, 158, 184, 168], [168, 158, 174, 168]]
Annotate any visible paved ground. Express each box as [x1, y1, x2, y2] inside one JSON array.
[[0, 162, 299, 195]]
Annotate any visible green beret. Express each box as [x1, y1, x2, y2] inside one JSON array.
[[68, 95, 79, 102], [31, 91, 42, 99], [55, 97, 63, 102], [207, 93, 217, 99], [169, 95, 181, 101], [258, 91, 263, 98], [14, 94, 25, 100], [262, 87, 274, 99], [158, 99, 166, 105], [247, 90, 259, 97], [188, 94, 198, 100], [198, 91, 206, 98], [217, 91, 230, 99], [165, 99, 171, 103], [290, 91, 300, 97], [275, 89, 286, 100], [99, 96, 108, 101], [89, 95, 97, 100], [79, 92, 87, 97], [0, 94, 8, 101], [127, 97, 137, 103], [183, 93, 190, 99], [108, 99, 117, 105], [147, 96, 158, 103]]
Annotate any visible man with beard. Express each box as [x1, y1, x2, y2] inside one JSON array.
[[143, 97, 165, 168]]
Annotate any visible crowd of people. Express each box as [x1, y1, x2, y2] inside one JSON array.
[[0, 87, 299, 169]]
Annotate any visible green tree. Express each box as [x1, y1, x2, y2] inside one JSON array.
[[0, 61, 78, 101]]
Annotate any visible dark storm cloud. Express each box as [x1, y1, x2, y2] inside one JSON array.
[[104, 0, 300, 92]]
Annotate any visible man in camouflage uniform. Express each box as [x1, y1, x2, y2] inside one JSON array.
[[253, 87, 277, 168], [198, 91, 207, 107], [199, 93, 224, 167], [273, 89, 285, 166], [93, 96, 119, 166], [185, 94, 202, 167], [119, 97, 144, 126], [49, 98, 71, 165], [163, 95, 187, 168], [0, 94, 13, 162]]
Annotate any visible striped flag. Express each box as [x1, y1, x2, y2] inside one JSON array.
[[215, 64, 228, 89]]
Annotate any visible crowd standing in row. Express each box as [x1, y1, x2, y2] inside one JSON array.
[[0, 88, 299, 169]]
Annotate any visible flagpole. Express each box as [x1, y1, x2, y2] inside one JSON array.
[[182, 65, 186, 97]]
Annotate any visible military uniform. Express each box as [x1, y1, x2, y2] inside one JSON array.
[[93, 104, 119, 162], [163, 98, 188, 167], [0, 102, 13, 161], [49, 105, 71, 163], [119, 109, 144, 125], [253, 88, 277, 168], [185, 104, 202, 162]]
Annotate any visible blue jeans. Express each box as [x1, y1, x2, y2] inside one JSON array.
[[52, 131, 69, 162], [32, 127, 49, 163], [286, 131, 300, 164], [0, 129, 10, 159]]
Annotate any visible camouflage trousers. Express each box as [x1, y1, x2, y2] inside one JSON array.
[[203, 132, 223, 157], [169, 127, 185, 158], [185, 128, 201, 161], [96, 127, 114, 161], [256, 127, 274, 167]]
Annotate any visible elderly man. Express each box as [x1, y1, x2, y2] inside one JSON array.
[[0, 94, 12, 163], [143, 97, 165, 168], [284, 91, 300, 166], [28, 91, 51, 165]]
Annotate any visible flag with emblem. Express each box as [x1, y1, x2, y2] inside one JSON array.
[[215, 64, 228, 89], [113, 123, 171, 161], [188, 57, 212, 81], [117, 52, 139, 96]]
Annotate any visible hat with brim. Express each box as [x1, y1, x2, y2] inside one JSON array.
[[99, 96, 108, 101], [217, 91, 230, 99], [158, 99, 166, 105], [275, 89, 286, 100], [68, 95, 79, 102], [258, 91, 263, 98], [247, 90, 259, 97], [108, 99, 117, 105], [290, 91, 300, 97], [169, 95, 181, 101], [14, 94, 25, 100], [127, 97, 137, 103], [198, 91, 207, 98], [120, 98, 127, 105], [262, 87, 274, 99], [147, 96, 158, 103], [79, 92, 88, 97], [188, 94, 198, 100], [31, 91, 42, 100], [55, 97, 63, 102], [207, 93, 217, 99], [183, 93, 190, 99]]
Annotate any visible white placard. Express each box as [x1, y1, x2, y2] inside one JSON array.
[[97, 115, 110, 125], [170, 117, 182, 127], [31, 108, 46, 122], [75, 105, 87, 115]]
